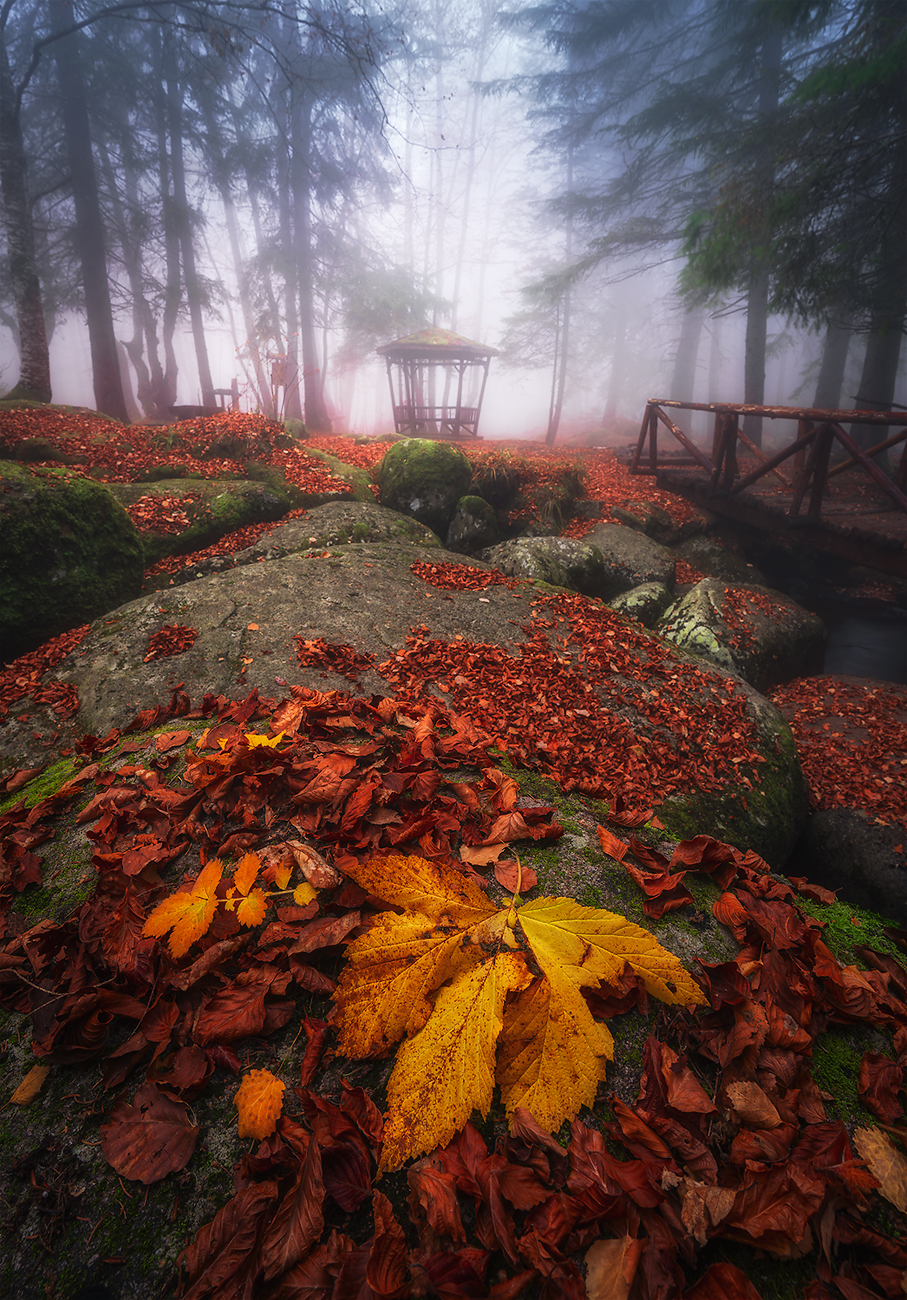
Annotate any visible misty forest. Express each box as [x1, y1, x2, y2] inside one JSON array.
[[3, 6, 907, 1300], [1, 0, 903, 437]]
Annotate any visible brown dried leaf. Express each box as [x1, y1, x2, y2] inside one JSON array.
[[8, 1064, 50, 1105], [853, 1127, 907, 1212]]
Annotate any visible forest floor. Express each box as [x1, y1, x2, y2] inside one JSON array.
[[1, 410, 907, 1300]]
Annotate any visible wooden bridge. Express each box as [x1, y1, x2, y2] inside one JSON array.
[[628, 399, 907, 578]]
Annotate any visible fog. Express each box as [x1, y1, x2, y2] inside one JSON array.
[[1, 0, 904, 443]]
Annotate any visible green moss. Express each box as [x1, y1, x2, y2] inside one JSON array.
[[0, 757, 79, 814], [811, 1026, 877, 1126], [376, 439, 473, 534], [796, 895, 904, 965], [305, 448, 373, 502], [0, 460, 143, 658]]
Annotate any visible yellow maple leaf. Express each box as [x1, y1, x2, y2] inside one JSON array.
[[332, 854, 707, 1171], [143, 859, 224, 958], [293, 881, 317, 906], [235, 1068, 286, 1139], [236, 888, 269, 928], [233, 851, 261, 896]]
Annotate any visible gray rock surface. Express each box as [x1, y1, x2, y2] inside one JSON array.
[[581, 522, 676, 599], [608, 582, 675, 628], [0, 542, 806, 868], [610, 500, 710, 547], [657, 578, 826, 692], [674, 535, 766, 585], [480, 536, 606, 595], [446, 494, 500, 554], [788, 808, 907, 925]]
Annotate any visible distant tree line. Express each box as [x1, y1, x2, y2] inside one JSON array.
[[498, 0, 905, 445]]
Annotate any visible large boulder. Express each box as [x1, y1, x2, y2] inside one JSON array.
[[376, 438, 472, 536], [1, 543, 807, 868], [658, 579, 827, 692], [610, 499, 710, 547], [789, 808, 907, 924], [0, 461, 143, 658], [673, 535, 766, 585], [481, 536, 606, 595], [582, 522, 676, 599]]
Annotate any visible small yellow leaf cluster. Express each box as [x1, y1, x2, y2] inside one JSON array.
[[142, 850, 312, 958], [332, 854, 707, 1172]]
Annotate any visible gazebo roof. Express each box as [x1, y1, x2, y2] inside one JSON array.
[[376, 327, 499, 361]]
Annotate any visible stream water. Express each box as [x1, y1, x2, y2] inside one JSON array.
[[814, 604, 907, 685]]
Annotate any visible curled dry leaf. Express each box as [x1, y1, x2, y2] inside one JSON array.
[[235, 1068, 286, 1140], [287, 839, 341, 888], [852, 1127, 907, 1212]]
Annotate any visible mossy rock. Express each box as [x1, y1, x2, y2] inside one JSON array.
[[0, 461, 143, 659], [304, 447, 374, 503], [106, 478, 293, 566], [446, 494, 500, 554], [657, 579, 827, 693], [376, 438, 472, 535]]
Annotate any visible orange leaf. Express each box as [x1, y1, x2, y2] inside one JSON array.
[[235, 1068, 285, 1139], [234, 852, 261, 896], [236, 888, 269, 928], [596, 825, 628, 861], [460, 842, 509, 867], [143, 859, 224, 958], [8, 1064, 50, 1106]]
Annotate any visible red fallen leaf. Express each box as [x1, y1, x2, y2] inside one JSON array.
[[265, 1230, 356, 1300], [596, 824, 628, 860], [787, 875, 838, 904], [147, 1043, 213, 1099], [332, 1190, 410, 1299], [321, 1134, 374, 1212], [155, 729, 190, 752], [858, 1052, 906, 1124], [623, 857, 694, 918], [683, 1261, 765, 1299], [494, 858, 538, 893], [341, 1081, 384, 1148], [567, 1119, 663, 1210], [299, 1016, 330, 1087], [260, 1130, 325, 1280], [423, 1249, 490, 1300], [408, 1151, 468, 1242], [194, 978, 274, 1044], [178, 1180, 279, 1300], [100, 1082, 199, 1183]]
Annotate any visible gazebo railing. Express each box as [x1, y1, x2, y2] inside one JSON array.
[[394, 404, 480, 436]]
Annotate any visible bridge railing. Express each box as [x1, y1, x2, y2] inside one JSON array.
[[630, 400, 907, 517]]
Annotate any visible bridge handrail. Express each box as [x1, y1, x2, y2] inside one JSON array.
[[631, 400, 907, 517]]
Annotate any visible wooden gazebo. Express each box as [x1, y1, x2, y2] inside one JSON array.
[[377, 327, 498, 439]]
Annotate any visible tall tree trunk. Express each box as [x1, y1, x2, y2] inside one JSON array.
[[546, 143, 573, 446], [152, 31, 179, 413], [164, 34, 215, 408], [0, 35, 51, 400], [278, 149, 303, 421], [291, 92, 332, 431], [201, 99, 270, 409], [812, 317, 852, 409], [850, 224, 906, 456], [670, 308, 704, 434], [603, 309, 626, 424], [51, 0, 129, 421], [741, 21, 783, 446]]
